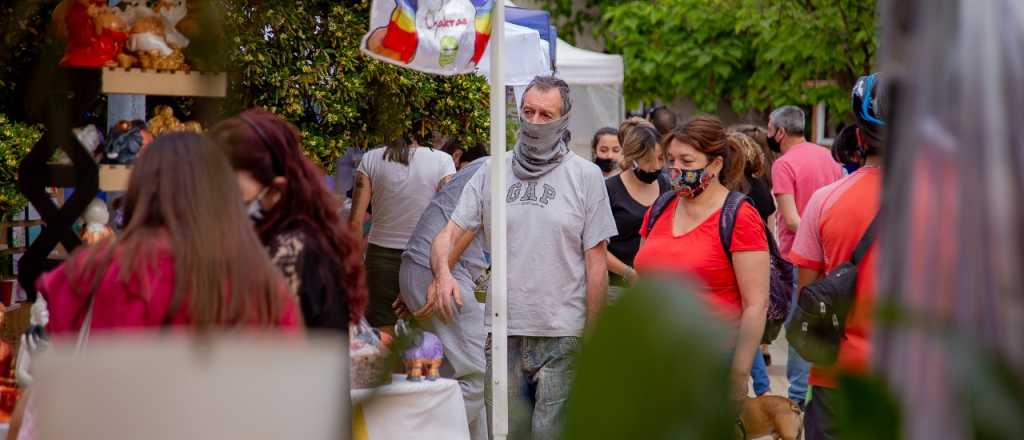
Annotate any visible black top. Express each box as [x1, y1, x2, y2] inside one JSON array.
[[746, 175, 776, 221], [267, 230, 350, 331], [606, 173, 671, 285]]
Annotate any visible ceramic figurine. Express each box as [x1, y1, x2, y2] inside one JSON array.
[[103, 121, 145, 164], [59, 0, 130, 68], [73, 124, 103, 156], [148, 105, 181, 135], [155, 0, 190, 49], [15, 297, 51, 388], [395, 320, 444, 382], [82, 199, 114, 245], [127, 14, 173, 57]]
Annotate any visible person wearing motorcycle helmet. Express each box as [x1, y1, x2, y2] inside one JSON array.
[[789, 73, 888, 440]]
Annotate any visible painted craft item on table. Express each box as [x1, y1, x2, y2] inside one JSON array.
[[81, 199, 114, 245], [395, 320, 443, 382], [362, 0, 494, 75]]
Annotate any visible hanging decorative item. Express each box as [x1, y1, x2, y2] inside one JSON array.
[[362, 0, 495, 75]]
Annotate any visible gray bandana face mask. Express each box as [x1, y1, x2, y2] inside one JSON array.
[[519, 113, 570, 154], [512, 112, 572, 179]]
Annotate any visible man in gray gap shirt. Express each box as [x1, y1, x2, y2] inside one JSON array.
[[398, 155, 490, 440], [430, 76, 617, 439]]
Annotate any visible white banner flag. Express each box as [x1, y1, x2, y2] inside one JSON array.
[[362, 0, 495, 75]]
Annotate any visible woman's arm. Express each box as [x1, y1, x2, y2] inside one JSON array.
[[605, 249, 637, 283], [730, 249, 770, 403], [347, 172, 371, 239]]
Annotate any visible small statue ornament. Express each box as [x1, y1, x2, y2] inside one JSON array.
[[15, 297, 52, 388], [59, 0, 130, 68], [103, 120, 145, 164], [81, 199, 114, 245], [395, 320, 444, 382]]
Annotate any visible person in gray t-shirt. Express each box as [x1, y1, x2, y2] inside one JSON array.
[[429, 76, 617, 439], [398, 157, 489, 440]]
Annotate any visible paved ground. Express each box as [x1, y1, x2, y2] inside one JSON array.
[[755, 329, 796, 397]]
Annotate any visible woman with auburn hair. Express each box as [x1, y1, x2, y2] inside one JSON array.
[[211, 109, 367, 331], [633, 115, 770, 404], [38, 132, 301, 333]]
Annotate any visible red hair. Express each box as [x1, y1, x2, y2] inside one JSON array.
[[210, 109, 367, 323]]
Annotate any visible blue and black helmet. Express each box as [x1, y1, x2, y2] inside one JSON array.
[[851, 73, 887, 147]]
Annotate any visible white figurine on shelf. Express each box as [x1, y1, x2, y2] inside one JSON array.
[[15, 296, 51, 387], [82, 198, 114, 245], [73, 124, 103, 156], [156, 0, 190, 49]]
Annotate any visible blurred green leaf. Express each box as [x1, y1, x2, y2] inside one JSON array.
[[564, 279, 734, 439]]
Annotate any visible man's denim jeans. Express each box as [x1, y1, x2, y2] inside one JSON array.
[[486, 335, 580, 440]]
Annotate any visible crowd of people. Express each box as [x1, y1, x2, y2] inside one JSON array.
[[19, 71, 887, 440]]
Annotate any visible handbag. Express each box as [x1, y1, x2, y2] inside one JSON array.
[[785, 215, 879, 365]]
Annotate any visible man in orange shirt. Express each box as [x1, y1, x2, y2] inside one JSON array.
[[787, 73, 887, 440]]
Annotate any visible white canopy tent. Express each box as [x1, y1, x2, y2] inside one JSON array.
[[477, 22, 553, 86], [555, 39, 625, 159]]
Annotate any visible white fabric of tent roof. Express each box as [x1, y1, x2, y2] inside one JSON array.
[[477, 23, 553, 86], [555, 38, 624, 85], [553, 39, 625, 158]]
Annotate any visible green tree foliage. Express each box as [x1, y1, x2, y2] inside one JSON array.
[[534, 0, 877, 117], [0, 114, 42, 222], [221, 0, 491, 171]]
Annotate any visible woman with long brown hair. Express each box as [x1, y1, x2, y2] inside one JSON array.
[[633, 116, 770, 404], [38, 132, 300, 333], [211, 109, 367, 331]]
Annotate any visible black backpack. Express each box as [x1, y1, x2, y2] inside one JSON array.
[[785, 216, 878, 365], [644, 191, 794, 343]]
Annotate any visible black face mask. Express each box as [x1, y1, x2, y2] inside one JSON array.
[[595, 157, 615, 173], [767, 130, 782, 153], [633, 166, 661, 184]]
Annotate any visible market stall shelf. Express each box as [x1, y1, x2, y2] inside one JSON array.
[[98, 165, 131, 193], [102, 68, 227, 97]]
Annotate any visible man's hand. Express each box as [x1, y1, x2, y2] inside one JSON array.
[[414, 274, 464, 323], [391, 297, 413, 321]]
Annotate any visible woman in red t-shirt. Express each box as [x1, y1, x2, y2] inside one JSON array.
[[633, 116, 770, 403]]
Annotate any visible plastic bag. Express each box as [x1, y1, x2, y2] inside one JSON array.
[[349, 318, 391, 389]]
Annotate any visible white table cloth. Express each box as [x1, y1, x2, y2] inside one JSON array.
[[352, 375, 469, 440]]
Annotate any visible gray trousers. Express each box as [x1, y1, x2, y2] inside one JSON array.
[[399, 256, 488, 440]]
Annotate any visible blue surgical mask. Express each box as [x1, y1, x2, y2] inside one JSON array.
[[246, 187, 269, 221]]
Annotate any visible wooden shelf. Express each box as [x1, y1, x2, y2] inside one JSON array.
[[99, 164, 131, 192], [101, 68, 227, 97]]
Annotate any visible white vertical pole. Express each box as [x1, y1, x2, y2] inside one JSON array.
[[488, 1, 509, 438]]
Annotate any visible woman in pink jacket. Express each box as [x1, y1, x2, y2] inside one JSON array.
[[39, 132, 301, 335]]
